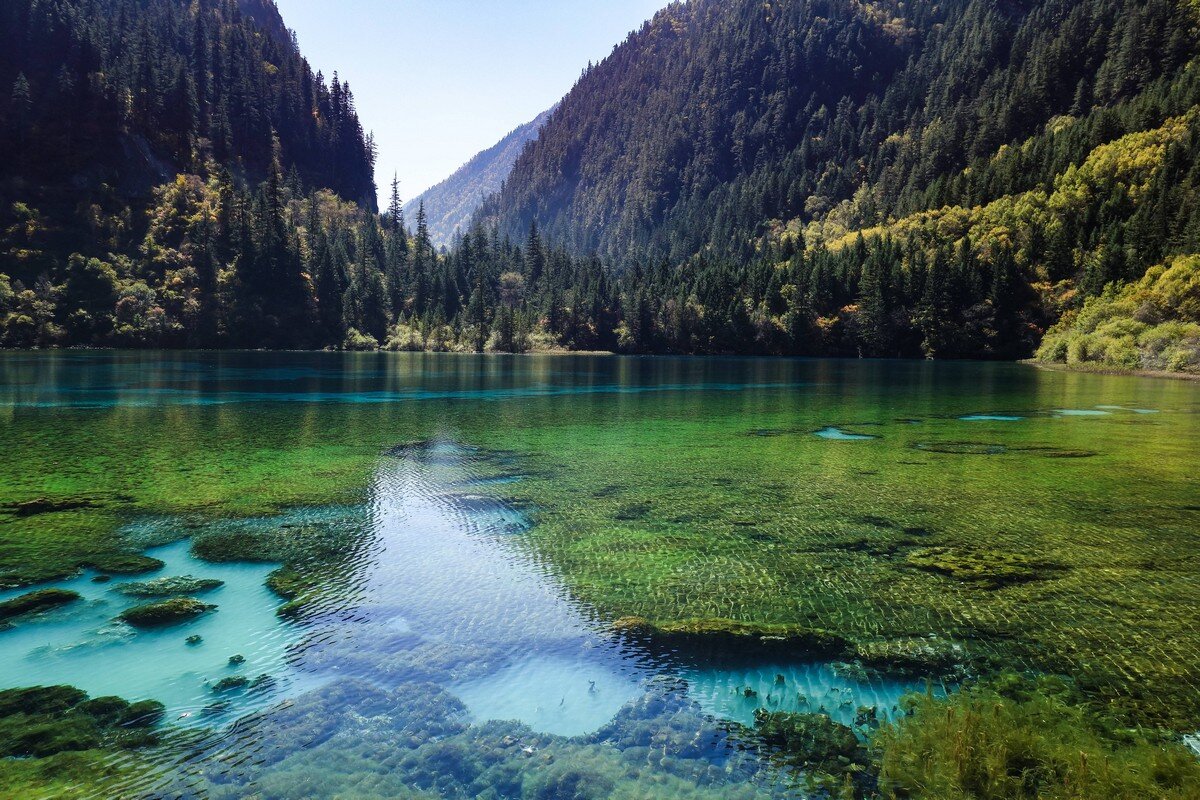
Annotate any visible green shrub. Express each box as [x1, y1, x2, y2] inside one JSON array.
[[1039, 255, 1200, 373], [874, 675, 1200, 799]]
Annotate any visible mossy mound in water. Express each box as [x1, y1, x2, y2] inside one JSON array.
[[0, 588, 80, 622], [83, 553, 164, 575], [118, 598, 216, 628], [854, 636, 969, 678], [906, 546, 1066, 588], [0, 686, 163, 758], [112, 576, 224, 598], [211, 676, 249, 694], [611, 617, 851, 663]]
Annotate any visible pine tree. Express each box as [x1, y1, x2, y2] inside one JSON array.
[[387, 174, 405, 237], [10, 73, 32, 144]]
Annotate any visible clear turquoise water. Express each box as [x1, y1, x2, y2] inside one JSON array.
[[1, 352, 1198, 798], [0, 541, 307, 724]]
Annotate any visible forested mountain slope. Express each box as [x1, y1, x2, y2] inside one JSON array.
[[0, 0, 378, 347], [410, 108, 554, 248], [485, 0, 1194, 265], [471, 0, 1200, 366], [1, 0, 1197, 367]]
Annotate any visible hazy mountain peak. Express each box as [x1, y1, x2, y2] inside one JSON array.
[[409, 107, 556, 247]]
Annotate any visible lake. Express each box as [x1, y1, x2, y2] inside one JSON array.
[[0, 352, 1197, 798]]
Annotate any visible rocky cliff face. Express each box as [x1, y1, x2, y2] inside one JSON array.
[[237, 0, 293, 48]]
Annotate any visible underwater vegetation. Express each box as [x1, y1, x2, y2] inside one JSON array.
[[186, 510, 374, 620], [0, 354, 1198, 798], [612, 617, 853, 663], [751, 708, 868, 791], [175, 675, 819, 800], [69, 668, 1196, 800], [903, 547, 1067, 589], [0, 686, 163, 758], [0, 686, 160, 797]]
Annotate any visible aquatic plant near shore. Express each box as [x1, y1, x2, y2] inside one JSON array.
[[752, 708, 867, 786], [873, 674, 1200, 799]]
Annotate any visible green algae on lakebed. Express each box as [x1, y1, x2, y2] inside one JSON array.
[[1, 352, 1199, 738]]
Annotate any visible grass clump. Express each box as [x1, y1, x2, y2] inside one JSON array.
[[1038, 254, 1200, 374], [0, 588, 80, 622], [118, 598, 216, 628], [874, 674, 1200, 799]]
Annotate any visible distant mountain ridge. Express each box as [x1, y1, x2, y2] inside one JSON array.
[[410, 108, 554, 247]]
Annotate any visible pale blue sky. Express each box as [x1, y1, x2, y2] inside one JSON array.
[[276, 0, 669, 206]]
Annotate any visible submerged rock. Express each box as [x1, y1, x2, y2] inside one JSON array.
[[186, 635, 203, 646], [118, 598, 216, 628], [112, 576, 225, 598], [0, 588, 81, 623]]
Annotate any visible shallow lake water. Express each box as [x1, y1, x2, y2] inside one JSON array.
[[0, 352, 1197, 798]]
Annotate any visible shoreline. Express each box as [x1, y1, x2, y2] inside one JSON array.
[[1024, 359, 1200, 382], [8, 348, 1200, 379]]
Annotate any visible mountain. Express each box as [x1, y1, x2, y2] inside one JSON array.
[[409, 108, 554, 248], [2, 0, 1198, 367], [469, 0, 1200, 365]]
